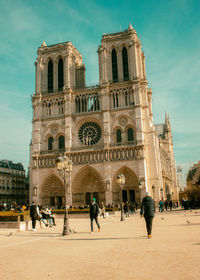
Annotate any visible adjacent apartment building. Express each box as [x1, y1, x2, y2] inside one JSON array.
[[0, 160, 28, 206]]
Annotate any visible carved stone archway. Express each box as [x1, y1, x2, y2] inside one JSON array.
[[40, 175, 64, 208], [72, 166, 105, 206], [112, 166, 139, 205]]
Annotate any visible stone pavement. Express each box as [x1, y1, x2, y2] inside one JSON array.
[[0, 209, 200, 280]]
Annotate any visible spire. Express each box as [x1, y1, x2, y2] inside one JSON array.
[[165, 112, 168, 124], [41, 41, 47, 48], [128, 23, 134, 30]]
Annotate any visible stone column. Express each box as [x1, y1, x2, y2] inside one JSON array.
[[133, 42, 139, 79], [54, 60, 58, 92], [65, 54, 70, 89], [117, 48, 123, 81], [128, 42, 134, 81]]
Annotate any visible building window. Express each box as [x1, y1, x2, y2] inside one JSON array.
[[116, 129, 122, 144], [58, 136, 65, 150], [122, 47, 129, 80], [78, 122, 101, 146], [127, 128, 134, 142], [112, 49, 118, 82], [48, 137, 53, 151], [48, 60, 53, 92], [58, 58, 64, 91]]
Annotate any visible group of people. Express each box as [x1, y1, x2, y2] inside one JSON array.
[[30, 192, 156, 239], [29, 202, 56, 231]]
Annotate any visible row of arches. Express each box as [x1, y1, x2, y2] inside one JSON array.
[[48, 58, 64, 92], [75, 93, 100, 113], [39, 165, 140, 207], [48, 135, 65, 151], [112, 47, 129, 82]]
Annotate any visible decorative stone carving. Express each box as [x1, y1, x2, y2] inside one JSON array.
[[50, 126, 58, 134], [118, 117, 128, 126], [111, 113, 116, 120], [104, 129, 110, 136], [129, 111, 135, 117], [42, 122, 47, 128]]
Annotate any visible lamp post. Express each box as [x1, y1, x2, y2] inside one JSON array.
[[117, 173, 125, 221], [160, 188, 163, 201], [56, 155, 72, 236], [152, 185, 155, 200]]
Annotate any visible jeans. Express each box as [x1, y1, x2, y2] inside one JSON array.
[[90, 216, 100, 231], [144, 216, 153, 235], [31, 218, 37, 229]]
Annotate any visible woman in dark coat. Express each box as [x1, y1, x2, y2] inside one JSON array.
[[140, 192, 155, 238], [89, 198, 101, 233]]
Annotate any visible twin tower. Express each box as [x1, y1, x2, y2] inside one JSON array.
[[30, 24, 178, 207]]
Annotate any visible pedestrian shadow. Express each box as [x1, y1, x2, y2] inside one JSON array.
[[59, 237, 135, 241], [59, 235, 149, 241], [16, 232, 61, 237]]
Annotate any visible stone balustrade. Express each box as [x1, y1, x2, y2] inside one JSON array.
[[32, 145, 144, 169]]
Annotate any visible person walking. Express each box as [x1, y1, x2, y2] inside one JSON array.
[[159, 200, 164, 212], [29, 201, 40, 231], [90, 198, 101, 233], [140, 192, 155, 239], [100, 202, 106, 219]]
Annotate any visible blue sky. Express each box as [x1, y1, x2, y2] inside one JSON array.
[[0, 0, 199, 185]]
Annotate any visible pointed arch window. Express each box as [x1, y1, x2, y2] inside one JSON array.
[[116, 129, 122, 145], [48, 137, 53, 151], [122, 47, 129, 81], [127, 128, 134, 142], [58, 136, 65, 150], [48, 60, 53, 92], [112, 49, 118, 82], [58, 58, 64, 91]]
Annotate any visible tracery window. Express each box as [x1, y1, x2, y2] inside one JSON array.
[[116, 129, 122, 145], [58, 136, 65, 150], [127, 128, 134, 142], [113, 93, 119, 108], [122, 47, 129, 81], [112, 49, 118, 82], [48, 60, 53, 92], [58, 58, 64, 91], [48, 137, 53, 151], [78, 122, 101, 146], [75, 93, 100, 113]]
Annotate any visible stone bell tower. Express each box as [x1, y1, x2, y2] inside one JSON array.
[[30, 24, 178, 207]]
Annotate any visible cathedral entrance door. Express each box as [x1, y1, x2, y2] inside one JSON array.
[[129, 190, 135, 203], [50, 197, 55, 206], [93, 192, 99, 204], [86, 192, 91, 205], [122, 190, 128, 203]]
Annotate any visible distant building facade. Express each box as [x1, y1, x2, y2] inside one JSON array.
[[186, 161, 200, 188], [0, 160, 27, 206], [30, 24, 179, 207]]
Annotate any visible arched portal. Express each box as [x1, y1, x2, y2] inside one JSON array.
[[72, 166, 105, 206], [112, 166, 139, 205], [40, 175, 64, 208]]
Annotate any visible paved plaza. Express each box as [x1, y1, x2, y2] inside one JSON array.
[[0, 209, 200, 280]]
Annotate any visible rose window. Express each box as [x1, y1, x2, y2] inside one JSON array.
[[78, 122, 101, 146]]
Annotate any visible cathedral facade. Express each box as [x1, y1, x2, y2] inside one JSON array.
[[30, 24, 179, 207]]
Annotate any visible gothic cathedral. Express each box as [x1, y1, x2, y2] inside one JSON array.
[[30, 24, 179, 207]]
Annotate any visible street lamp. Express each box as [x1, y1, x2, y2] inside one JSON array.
[[56, 155, 72, 236], [116, 173, 125, 221], [152, 185, 155, 200], [160, 188, 163, 201]]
